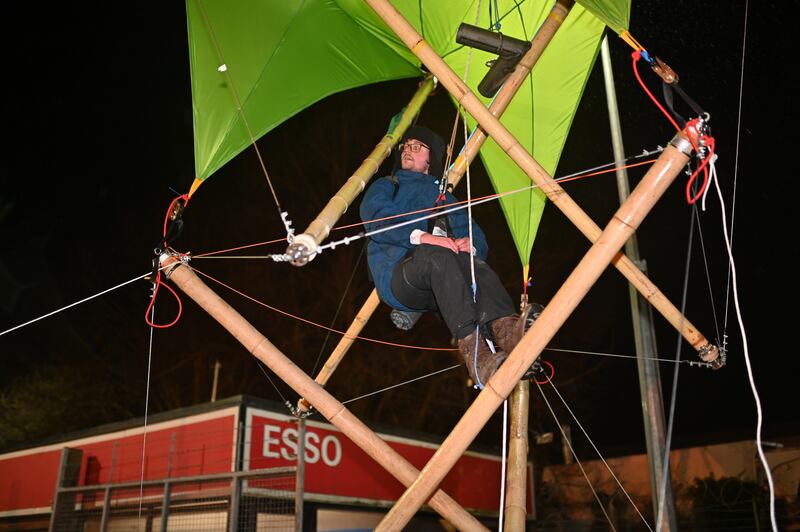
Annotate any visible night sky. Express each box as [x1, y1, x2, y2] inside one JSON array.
[[1, 1, 796, 459]]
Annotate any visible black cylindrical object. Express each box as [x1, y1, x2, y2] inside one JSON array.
[[455, 23, 532, 97], [455, 23, 531, 57]]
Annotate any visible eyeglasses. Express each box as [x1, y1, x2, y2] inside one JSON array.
[[399, 142, 429, 153]]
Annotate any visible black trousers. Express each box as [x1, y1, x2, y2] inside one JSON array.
[[391, 244, 515, 340]]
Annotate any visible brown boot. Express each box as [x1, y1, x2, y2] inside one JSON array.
[[492, 305, 548, 380], [457, 331, 506, 387], [491, 304, 532, 354]]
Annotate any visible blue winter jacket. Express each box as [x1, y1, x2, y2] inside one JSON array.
[[359, 169, 489, 311]]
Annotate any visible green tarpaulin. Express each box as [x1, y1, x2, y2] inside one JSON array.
[[185, 0, 631, 269]]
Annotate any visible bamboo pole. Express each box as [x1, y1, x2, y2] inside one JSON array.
[[286, 76, 436, 266], [503, 380, 530, 530], [297, 290, 380, 413], [376, 133, 695, 531], [383, 3, 718, 365], [293, 77, 433, 412], [445, 6, 574, 524], [296, 3, 575, 413], [160, 256, 488, 532]]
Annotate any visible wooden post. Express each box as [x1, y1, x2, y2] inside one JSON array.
[[504, 380, 531, 530]]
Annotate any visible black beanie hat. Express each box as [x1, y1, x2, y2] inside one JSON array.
[[395, 125, 446, 178]]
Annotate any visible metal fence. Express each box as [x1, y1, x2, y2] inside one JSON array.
[[49, 466, 299, 532]]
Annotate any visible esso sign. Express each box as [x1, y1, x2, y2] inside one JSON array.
[[262, 424, 342, 466]]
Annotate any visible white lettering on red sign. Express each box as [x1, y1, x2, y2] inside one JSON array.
[[262, 424, 341, 466]]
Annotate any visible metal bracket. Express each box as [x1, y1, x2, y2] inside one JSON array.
[[286, 233, 318, 266], [286, 399, 314, 419], [698, 342, 725, 370]]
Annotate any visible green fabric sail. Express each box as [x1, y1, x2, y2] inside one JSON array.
[[186, 0, 419, 185], [185, 0, 631, 269], [575, 0, 631, 35]]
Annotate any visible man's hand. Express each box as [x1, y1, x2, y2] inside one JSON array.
[[419, 232, 460, 253], [453, 237, 474, 254], [419, 233, 474, 254]]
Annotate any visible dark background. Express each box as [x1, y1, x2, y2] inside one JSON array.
[[1, 1, 796, 462]]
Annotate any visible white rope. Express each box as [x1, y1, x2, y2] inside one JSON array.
[[313, 148, 666, 258], [462, 3, 478, 301], [544, 346, 717, 368], [725, 0, 749, 342], [699, 154, 718, 211], [320, 181, 543, 258], [191, 148, 666, 263], [724, 3, 774, 525], [711, 149, 777, 531], [195, 0, 293, 240], [499, 399, 508, 532], [138, 303, 156, 521], [459, 8, 508, 523], [541, 380, 653, 531], [535, 382, 619, 531], [0, 272, 150, 337], [339, 364, 460, 405]]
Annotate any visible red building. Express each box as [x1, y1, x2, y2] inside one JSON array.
[[0, 395, 532, 531]]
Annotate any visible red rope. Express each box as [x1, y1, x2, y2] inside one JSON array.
[[631, 50, 681, 132], [191, 266, 457, 352], [145, 193, 190, 328], [532, 359, 555, 385], [683, 119, 716, 204], [144, 275, 183, 328], [631, 51, 716, 206]]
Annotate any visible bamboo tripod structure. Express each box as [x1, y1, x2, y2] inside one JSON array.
[[165, 2, 718, 529], [164, 128, 695, 530], [290, 1, 717, 524], [293, 5, 576, 523], [296, 0, 576, 416], [360, 0, 698, 527], [298, 0, 718, 412]]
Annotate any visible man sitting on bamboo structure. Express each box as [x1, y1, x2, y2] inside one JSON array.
[[360, 125, 532, 389]]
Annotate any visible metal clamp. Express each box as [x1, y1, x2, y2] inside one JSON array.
[[286, 233, 319, 266], [670, 133, 694, 157], [651, 56, 679, 84], [286, 399, 314, 419], [698, 342, 725, 370]]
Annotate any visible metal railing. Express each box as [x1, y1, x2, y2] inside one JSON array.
[[49, 465, 299, 532]]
